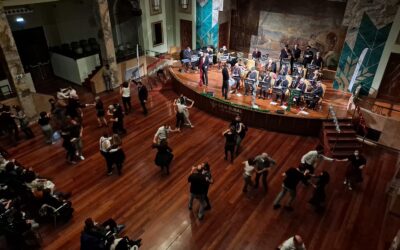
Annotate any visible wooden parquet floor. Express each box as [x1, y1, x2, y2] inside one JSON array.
[[5, 85, 400, 250]]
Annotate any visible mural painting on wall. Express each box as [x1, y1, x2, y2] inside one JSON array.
[[196, 0, 219, 48], [250, 11, 346, 69], [334, 0, 400, 94], [334, 13, 392, 94]]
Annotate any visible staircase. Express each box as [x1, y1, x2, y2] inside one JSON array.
[[321, 118, 361, 158]]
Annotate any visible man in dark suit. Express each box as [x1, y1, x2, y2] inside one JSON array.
[[292, 44, 301, 62], [252, 48, 261, 60], [303, 46, 314, 67], [221, 64, 230, 99], [200, 52, 210, 86], [311, 52, 324, 69], [280, 45, 292, 71], [266, 59, 277, 73], [137, 81, 148, 115]]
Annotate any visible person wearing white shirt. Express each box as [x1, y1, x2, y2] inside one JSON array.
[[300, 145, 335, 175], [120, 81, 132, 114], [278, 235, 306, 250], [99, 132, 112, 175], [242, 158, 256, 193], [174, 98, 194, 130], [153, 124, 180, 145]]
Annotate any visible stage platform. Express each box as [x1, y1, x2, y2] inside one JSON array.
[[169, 66, 352, 136]]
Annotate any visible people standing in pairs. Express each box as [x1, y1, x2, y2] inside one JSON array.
[[92, 97, 107, 128], [69, 118, 85, 161], [120, 81, 132, 114], [99, 132, 113, 176], [254, 153, 276, 192], [188, 166, 208, 220], [308, 171, 330, 212], [230, 114, 247, 156], [222, 126, 236, 163], [108, 104, 126, 135], [339, 150, 367, 190], [201, 162, 213, 210], [136, 81, 148, 115], [153, 124, 180, 145], [38, 111, 54, 145], [109, 134, 125, 176], [273, 166, 309, 211], [152, 139, 174, 175], [242, 158, 256, 193], [174, 98, 194, 130], [60, 124, 76, 165]]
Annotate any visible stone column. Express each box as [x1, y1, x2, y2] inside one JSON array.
[[0, 6, 37, 117], [95, 0, 119, 85]]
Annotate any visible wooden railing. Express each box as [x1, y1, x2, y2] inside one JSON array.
[[354, 96, 400, 118]]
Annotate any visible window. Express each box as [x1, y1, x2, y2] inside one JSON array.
[[152, 21, 163, 47]]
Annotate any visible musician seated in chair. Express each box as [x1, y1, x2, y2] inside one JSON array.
[[274, 75, 289, 105], [294, 78, 307, 106], [293, 65, 304, 78], [258, 72, 271, 99], [231, 63, 242, 92], [266, 59, 277, 73], [280, 64, 289, 76], [307, 81, 323, 109], [245, 67, 258, 96], [311, 52, 324, 69], [252, 48, 261, 60], [181, 47, 192, 72]]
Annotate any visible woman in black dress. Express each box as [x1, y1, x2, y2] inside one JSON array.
[[109, 134, 125, 175], [153, 139, 174, 175], [309, 171, 330, 211], [222, 126, 236, 163]]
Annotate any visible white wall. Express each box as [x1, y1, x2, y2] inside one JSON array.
[[371, 6, 400, 96], [174, 0, 196, 49], [140, 0, 168, 53]]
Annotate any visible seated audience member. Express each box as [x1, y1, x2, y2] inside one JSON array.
[[80, 217, 125, 250], [110, 236, 142, 250], [38, 188, 73, 222], [181, 47, 192, 72], [278, 235, 306, 250]]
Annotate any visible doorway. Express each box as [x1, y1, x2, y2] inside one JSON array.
[[12, 27, 53, 90], [219, 22, 229, 48], [180, 19, 192, 49]]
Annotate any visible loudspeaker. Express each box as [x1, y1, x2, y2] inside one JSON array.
[[276, 110, 285, 114]]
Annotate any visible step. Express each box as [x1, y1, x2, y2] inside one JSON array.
[[326, 136, 358, 142], [331, 151, 355, 158], [323, 121, 354, 128], [328, 142, 361, 149]]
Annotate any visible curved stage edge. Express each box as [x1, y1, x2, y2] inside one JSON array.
[[169, 67, 349, 137]]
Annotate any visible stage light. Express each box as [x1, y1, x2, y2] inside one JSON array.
[[15, 17, 25, 23]]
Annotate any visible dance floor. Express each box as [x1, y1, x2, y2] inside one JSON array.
[[4, 83, 400, 250], [169, 67, 352, 119]]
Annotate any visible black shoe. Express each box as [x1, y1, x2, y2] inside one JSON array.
[[198, 215, 204, 220], [188, 206, 192, 210], [273, 204, 281, 209], [204, 206, 211, 211]]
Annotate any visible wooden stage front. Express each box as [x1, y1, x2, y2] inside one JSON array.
[[169, 67, 351, 136]]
